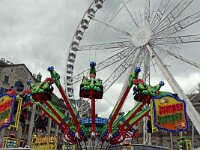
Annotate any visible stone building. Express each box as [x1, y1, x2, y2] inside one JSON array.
[[0, 59, 67, 149]]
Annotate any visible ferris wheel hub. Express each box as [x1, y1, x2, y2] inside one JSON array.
[[131, 26, 152, 47]]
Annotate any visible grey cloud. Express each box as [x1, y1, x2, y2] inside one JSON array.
[[0, 0, 200, 118]]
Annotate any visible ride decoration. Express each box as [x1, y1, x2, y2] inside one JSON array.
[[0, 91, 16, 130], [0, 62, 189, 146], [80, 61, 103, 99]]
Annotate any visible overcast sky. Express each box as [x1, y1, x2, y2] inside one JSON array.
[[0, 0, 200, 118]]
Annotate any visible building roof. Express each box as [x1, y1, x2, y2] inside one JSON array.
[[0, 60, 9, 67], [0, 62, 39, 83]]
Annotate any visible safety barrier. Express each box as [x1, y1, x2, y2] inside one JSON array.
[[133, 144, 171, 150]]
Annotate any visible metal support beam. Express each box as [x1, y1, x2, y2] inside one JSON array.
[[78, 41, 131, 51], [27, 104, 36, 145], [109, 48, 140, 118], [146, 44, 200, 135], [143, 117, 146, 144], [156, 45, 200, 69]]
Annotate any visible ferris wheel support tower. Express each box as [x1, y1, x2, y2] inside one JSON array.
[[146, 44, 200, 134]]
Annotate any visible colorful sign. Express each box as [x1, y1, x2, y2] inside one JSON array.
[[152, 94, 189, 132], [31, 135, 57, 150], [62, 144, 76, 150], [0, 94, 15, 130]]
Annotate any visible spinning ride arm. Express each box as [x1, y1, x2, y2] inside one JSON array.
[[27, 80, 71, 131], [119, 80, 165, 131], [100, 103, 150, 144], [104, 67, 165, 142], [116, 102, 142, 125], [36, 101, 66, 131], [110, 107, 150, 145], [26, 69, 88, 143], [18, 91, 69, 131], [112, 102, 142, 129], [34, 100, 85, 143], [47, 67, 81, 134], [119, 95, 151, 131], [119, 80, 165, 133], [113, 102, 142, 127], [125, 108, 150, 132], [79, 61, 104, 137], [107, 67, 141, 137]]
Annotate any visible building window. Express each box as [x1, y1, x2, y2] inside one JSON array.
[[50, 131, 55, 136], [22, 124, 26, 133], [36, 105, 40, 111], [58, 133, 62, 143], [3, 75, 9, 83], [0, 87, 5, 94], [19, 140, 24, 147], [28, 111, 32, 121], [14, 81, 24, 92], [51, 121, 56, 128], [26, 125, 30, 134]]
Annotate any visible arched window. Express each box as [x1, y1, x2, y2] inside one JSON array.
[[14, 81, 24, 92]]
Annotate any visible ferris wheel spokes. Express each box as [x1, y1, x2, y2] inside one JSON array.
[[144, 0, 151, 24], [150, 0, 170, 29], [156, 34, 200, 45], [103, 48, 138, 93], [154, 10, 200, 37], [121, 0, 139, 28], [108, 49, 141, 123], [92, 18, 132, 37], [78, 40, 132, 51], [142, 50, 150, 82], [155, 45, 200, 69], [153, 0, 193, 33], [72, 46, 134, 84]]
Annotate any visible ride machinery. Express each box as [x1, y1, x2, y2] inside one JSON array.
[[9, 61, 187, 146]]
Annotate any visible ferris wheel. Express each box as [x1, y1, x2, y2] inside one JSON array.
[[65, 0, 200, 133]]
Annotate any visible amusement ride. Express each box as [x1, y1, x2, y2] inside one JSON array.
[[0, 0, 200, 149], [2, 63, 190, 149], [64, 0, 200, 148]]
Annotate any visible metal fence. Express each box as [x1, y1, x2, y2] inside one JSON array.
[[132, 144, 171, 150]]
